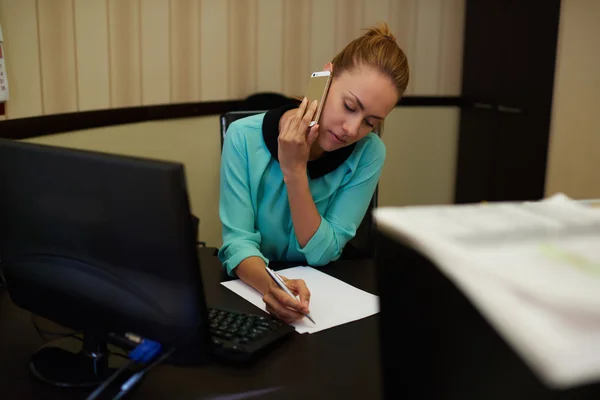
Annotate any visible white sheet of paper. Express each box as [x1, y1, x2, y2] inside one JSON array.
[[221, 266, 379, 334]]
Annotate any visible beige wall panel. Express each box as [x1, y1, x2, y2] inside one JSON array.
[[0, 0, 43, 118], [1, 0, 466, 117], [227, 0, 257, 99], [389, 0, 417, 95], [108, 0, 142, 108], [200, 0, 229, 101], [74, 0, 111, 110], [412, 0, 443, 95], [37, 0, 78, 115], [170, 0, 201, 103], [363, 0, 390, 28], [282, 0, 311, 97], [140, 0, 170, 105], [309, 0, 336, 73], [545, 0, 600, 199], [438, 0, 465, 96], [256, 0, 284, 93], [379, 107, 459, 206], [335, 0, 364, 54]]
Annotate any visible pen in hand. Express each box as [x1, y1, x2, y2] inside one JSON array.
[[265, 266, 316, 325]]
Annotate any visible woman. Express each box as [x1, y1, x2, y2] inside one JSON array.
[[218, 22, 409, 323]]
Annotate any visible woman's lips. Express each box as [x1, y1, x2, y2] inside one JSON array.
[[329, 131, 345, 144]]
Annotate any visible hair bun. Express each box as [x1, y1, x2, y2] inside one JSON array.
[[330, 20, 409, 96], [364, 22, 397, 43]]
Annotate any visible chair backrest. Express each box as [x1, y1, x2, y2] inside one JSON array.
[[346, 188, 378, 259], [220, 110, 265, 150], [220, 92, 300, 149], [219, 107, 377, 260]]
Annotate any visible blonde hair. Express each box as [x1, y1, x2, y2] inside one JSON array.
[[331, 22, 409, 97]]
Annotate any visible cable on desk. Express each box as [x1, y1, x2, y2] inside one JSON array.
[[111, 348, 175, 400], [30, 314, 131, 361], [85, 337, 169, 400], [31, 314, 82, 342], [85, 360, 135, 400]]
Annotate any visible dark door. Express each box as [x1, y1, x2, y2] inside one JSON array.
[[454, 0, 561, 203]]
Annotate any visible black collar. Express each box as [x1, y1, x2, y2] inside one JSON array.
[[262, 105, 357, 179]]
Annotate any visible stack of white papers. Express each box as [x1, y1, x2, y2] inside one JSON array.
[[221, 266, 379, 334], [373, 193, 600, 389]]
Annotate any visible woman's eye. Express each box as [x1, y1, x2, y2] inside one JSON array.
[[345, 101, 374, 127]]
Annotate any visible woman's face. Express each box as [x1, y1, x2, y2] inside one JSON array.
[[316, 64, 398, 153]]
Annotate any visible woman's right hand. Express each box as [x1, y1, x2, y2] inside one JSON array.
[[232, 257, 311, 324], [262, 276, 311, 324]]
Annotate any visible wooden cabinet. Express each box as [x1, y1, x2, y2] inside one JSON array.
[[455, 0, 562, 203]]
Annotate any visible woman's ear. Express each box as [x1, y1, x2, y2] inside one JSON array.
[[323, 62, 333, 73]]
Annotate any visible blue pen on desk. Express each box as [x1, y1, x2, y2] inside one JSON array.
[[265, 266, 316, 325]]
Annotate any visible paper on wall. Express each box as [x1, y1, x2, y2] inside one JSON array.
[[0, 22, 10, 102]]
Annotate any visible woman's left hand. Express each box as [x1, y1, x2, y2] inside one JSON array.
[[278, 97, 320, 177]]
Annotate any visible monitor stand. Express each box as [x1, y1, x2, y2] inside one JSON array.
[[29, 330, 128, 388]]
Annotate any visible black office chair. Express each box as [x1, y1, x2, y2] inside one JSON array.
[[220, 110, 266, 149], [219, 95, 378, 260], [220, 92, 300, 149]]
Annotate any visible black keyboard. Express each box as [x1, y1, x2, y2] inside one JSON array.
[[208, 308, 295, 362]]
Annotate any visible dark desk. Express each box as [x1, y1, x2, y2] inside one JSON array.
[[0, 250, 381, 400]]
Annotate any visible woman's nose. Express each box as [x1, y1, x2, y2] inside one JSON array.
[[342, 118, 361, 138]]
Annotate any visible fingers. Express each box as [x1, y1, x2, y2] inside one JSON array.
[[306, 123, 320, 145], [277, 275, 298, 295], [262, 276, 311, 323], [285, 279, 311, 308], [280, 111, 294, 140], [276, 276, 311, 309], [290, 98, 318, 134], [264, 293, 306, 323], [281, 97, 306, 140], [272, 287, 308, 314], [299, 100, 318, 133], [293, 97, 308, 124]]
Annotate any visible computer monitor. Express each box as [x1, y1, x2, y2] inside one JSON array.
[[0, 139, 212, 387]]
